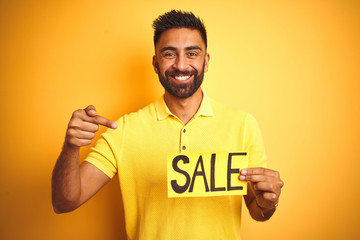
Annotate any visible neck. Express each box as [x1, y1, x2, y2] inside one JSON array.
[[164, 88, 203, 125]]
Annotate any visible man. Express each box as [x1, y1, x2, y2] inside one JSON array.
[[52, 10, 284, 239]]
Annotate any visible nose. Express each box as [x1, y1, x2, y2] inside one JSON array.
[[173, 54, 188, 71]]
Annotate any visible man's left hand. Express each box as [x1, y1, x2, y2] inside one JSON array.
[[240, 167, 284, 209]]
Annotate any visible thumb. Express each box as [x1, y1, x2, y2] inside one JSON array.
[[84, 105, 97, 117]]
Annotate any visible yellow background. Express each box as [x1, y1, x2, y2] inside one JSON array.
[[0, 0, 359, 239]]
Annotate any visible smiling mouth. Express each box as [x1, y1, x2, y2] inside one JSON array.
[[171, 74, 192, 81]]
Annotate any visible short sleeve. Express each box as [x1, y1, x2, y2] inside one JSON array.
[[243, 114, 267, 168], [85, 118, 123, 179]]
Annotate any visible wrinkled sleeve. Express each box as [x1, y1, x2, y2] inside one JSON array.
[[85, 117, 123, 179], [243, 114, 267, 168]]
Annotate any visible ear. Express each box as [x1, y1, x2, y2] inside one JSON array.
[[152, 56, 159, 74], [204, 53, 210, 73]]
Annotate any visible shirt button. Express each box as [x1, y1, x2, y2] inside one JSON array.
[[183, 129, 186, 133], [182, 146, 186, 150]]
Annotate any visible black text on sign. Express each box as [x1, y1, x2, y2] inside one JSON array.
[[167, 151, 248, 198]]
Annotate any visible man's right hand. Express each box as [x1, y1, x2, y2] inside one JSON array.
[[52, 105, 116, 213], [66, 105, 118, 147]]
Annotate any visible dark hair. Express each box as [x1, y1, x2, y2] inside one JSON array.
[[152, 10, 207, 49]]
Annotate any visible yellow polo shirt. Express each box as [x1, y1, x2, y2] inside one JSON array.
[[86, 92, 266, 240]]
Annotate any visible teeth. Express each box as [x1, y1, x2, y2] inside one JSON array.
[[174, 75, 191, 81]]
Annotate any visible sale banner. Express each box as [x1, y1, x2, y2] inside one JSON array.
[[167, 151, 248, 198]]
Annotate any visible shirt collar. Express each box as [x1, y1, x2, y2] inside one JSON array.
[[155, 90, 214, 121]]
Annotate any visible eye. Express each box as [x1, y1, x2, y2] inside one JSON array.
[[164, 52, 176, 58], [188, 52, 197, 57]]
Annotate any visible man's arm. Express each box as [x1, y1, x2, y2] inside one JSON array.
[[51, 105, 117, 213], [241, 168, 284, 221]]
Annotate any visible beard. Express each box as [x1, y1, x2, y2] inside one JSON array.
[[156, 62, 205, 99]]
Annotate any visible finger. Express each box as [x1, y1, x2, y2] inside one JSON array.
[[241, 168, 279, 178], [262, 192, 278, 202], [239, 174, 274, 183], [67, 128, 96, 140], [71, 109, 97, 124], [67, 137, 92, 147], [92, 115, 118, 129], [256, 192, 278, 209], [253, 182, 277, 193], [249, 181, 262, 198], [72, 109, 117, 130], [69, 118, 100, 132], [84, 105, 97, 117]]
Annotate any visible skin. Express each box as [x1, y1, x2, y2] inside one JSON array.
[[152, 28, 284, 221], [52, 27, 284, 221], [241, 168, 284, 220], [51, 106, 115, 213], [152, 28, 210, 124]]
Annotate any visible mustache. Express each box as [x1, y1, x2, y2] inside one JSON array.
[[165, 69, 198, 77]]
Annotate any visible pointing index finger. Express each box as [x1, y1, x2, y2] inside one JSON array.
[[93, 115, 118, 129], [82, 105, 117, 129]]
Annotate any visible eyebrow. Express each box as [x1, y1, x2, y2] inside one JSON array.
[[185, 46, 202, 51], [160, 46, 176, 53], [160, 46, 203, 53]]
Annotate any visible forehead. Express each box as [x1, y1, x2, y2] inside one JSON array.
[[156, 28, 205, 50]]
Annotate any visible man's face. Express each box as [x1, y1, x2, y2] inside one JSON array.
[[153, 28, 210, 99]]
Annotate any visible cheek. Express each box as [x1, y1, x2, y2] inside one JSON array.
[[158, 60, 174, 73], [193, 63, 205, 73]]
